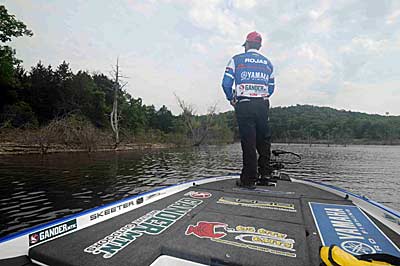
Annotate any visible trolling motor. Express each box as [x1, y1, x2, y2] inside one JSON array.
[[257, 149, 301, 186]]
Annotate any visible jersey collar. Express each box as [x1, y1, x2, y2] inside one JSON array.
[[246, 49, 260, 53]]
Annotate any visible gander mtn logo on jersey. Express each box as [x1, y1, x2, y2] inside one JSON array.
[[29, 219, 77, 246], [84, 198, 203, 259], [240, 71, 269, 81], [239, 84, 267, 92], [244, 58, 269, 64]]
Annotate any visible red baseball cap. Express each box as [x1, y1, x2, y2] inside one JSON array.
[[242, 31, 262, 46]]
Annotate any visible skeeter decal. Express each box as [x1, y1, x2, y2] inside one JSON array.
[[90, 200, 135, 220], [185, 221, 296, 258], [84, 198, 202, 258]]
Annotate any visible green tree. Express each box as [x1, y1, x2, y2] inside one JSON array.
[[0, 5, 34, 127], [151, 105, 174, 133], [0, 5, 33, 42]]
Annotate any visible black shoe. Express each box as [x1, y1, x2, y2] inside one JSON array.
[[259, 174, 272, 179], [236, 180, 256, 189], [257, 175, 277, 186]]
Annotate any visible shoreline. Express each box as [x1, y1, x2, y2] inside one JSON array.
[[0, 142, 177, 155], [1, 140, 399, 156]]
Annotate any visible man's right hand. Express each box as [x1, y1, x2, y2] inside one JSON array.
[[230, 99, 237, 107]]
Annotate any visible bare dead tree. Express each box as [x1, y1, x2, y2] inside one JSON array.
[[110, 58, 127, 147], [174, 93, 217, 146]]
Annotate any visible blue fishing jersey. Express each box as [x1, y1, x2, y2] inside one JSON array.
[[222, 49, 274, 101]]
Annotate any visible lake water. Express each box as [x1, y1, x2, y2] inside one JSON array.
[[0, 143, 399, 238]]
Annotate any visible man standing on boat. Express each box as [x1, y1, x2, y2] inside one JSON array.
[[221, 31, 275, 189]]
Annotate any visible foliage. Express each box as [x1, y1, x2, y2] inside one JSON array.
[[1, 101, 38, 128], [269, 105, 400, 144], [0, 5, 33, 43]]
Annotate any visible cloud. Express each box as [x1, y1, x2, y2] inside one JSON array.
[[332, 81, 400, 115], [386, 9, 400, 24], [4, 0, 400, 115], [125, 0, 159, 15], [232, 0, 257, 10], [340, 36, 390, 54]]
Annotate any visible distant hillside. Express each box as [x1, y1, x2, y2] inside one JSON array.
[[268, 105, 400, 144]]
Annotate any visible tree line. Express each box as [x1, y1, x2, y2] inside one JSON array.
[[1, 4, 400, 147], [269, 105, 400, 144]]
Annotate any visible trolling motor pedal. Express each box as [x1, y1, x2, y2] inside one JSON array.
[[256, 149, 301, 186], [257, 178, 277, 186]]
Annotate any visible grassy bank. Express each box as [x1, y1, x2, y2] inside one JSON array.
[[0, 116, 182, 155]]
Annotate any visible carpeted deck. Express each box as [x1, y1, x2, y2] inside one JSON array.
[[24, 179, 398, 266]]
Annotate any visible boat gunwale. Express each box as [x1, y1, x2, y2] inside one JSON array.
[[297, 178, 400, 219], [0, 174, 238, 244]]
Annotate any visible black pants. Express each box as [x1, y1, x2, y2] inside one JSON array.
[[235, 98, 271, 184]]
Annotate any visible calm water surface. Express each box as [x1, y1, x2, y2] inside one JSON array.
[[0, 143, 399, 238]]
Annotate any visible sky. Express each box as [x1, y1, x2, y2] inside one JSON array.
[[3, 0, 400, 115]]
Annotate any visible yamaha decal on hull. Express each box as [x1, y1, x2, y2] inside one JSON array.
[[309, 202, 400, 257]]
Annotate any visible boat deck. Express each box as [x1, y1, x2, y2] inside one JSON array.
[[4, 178, 400, 266]]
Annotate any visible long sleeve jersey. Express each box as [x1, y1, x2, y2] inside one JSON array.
[[222, 49, 275, 101]]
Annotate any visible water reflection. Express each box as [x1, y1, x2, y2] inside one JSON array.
[[0, 143, 399, 237]]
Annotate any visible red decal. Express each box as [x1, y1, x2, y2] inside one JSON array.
[[30, 234, 39, 244], [186, 191, 212, 199], [185, 221, 227, 239]]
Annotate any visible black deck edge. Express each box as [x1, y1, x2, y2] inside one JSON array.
[[0, 255, 37, 266]]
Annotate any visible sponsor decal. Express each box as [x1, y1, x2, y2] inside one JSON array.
[[309, 202, 400, 256], [240, 71, 269, 81], [84, 198, 202, 258], [185, 221, 296, 258], [29, 219, 77, 246], [185, 191, 212, 199], [383, 213, 400, 225], [146, 192, 166, 200], [217, 197, 296, 212], [90, 200, 135, 221], [240, 84, 267, 92], [225, 67, 233, 73], [244, 58, 269, 65]]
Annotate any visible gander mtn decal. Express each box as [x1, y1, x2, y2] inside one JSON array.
[[84, 198, 202, 258], [29, 219, 77, 246], [185, 221, 296, 258]]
